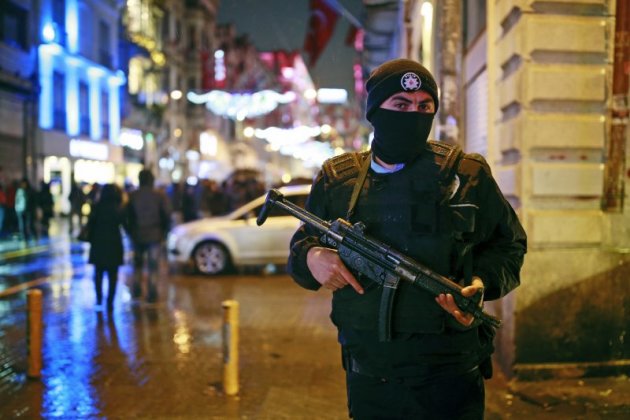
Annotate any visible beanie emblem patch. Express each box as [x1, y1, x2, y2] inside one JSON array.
[[401, 72, 422, 91]]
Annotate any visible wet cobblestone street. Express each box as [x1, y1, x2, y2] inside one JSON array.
[[1, 233, 629, 419], [1, 267, 348, 419]]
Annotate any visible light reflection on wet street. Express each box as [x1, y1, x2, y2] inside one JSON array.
[[5, 222, 623, 419], [0, 221, 346, 419]]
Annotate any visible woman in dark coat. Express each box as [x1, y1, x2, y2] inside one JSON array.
[[87, 183, 124, 311]]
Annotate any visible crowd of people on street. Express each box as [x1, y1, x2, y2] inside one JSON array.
[[0, 167, 269, 312], [165, 170, 266, 224], [0, 176, 55, 241], [0, 168, 269, 243]]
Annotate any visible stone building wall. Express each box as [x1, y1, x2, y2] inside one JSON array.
[[487, 0, 630, 378]]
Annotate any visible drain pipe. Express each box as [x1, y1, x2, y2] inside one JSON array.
[[602, 0, 629, 212]]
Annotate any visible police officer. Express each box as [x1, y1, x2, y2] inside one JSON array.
[[288, 58, 527, 419]]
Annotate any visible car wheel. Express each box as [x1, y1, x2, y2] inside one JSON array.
[[192, 241, 232, 275]]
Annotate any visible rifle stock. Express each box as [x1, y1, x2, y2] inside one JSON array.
[[258, 189, 501, 331]]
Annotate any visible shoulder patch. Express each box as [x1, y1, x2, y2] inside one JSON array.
[[426, 140, 463, 182], [460, 152, 491, 171], [323, 152, 369, 186], [463, 153, 489, 166]]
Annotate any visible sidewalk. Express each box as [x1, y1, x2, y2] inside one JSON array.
[[0, 227, 629, 418]]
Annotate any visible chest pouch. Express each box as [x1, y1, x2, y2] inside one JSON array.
[[449, 204, 478, 241], [411, 197, 437, 234], [410, 179, 440, 234]]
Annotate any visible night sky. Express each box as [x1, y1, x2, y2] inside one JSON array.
[[217, 0, 364, 94]]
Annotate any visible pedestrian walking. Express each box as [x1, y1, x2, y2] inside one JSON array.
[[68, 180, 86, 235], [0, 182, 6, 238], [181, 183, 198, 222], [124, 169, 171, 303], [86, 182, 101, 215], [86, 184, 125, 311], [14, 178, 36, 241], [4, 180, 18, 237], [38, 180, 54, 238], [288, 58, 527, 419]]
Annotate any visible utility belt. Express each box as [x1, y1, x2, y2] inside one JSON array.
[[342, 349, 480, 384]]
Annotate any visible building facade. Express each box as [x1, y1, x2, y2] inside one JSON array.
[[484, 0, 629, 378], [363, 0, 629, 377], [0, 0, 37, 183], [36, 0, 126, 214]]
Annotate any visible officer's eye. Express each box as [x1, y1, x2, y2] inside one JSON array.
[[393, 101, 411, 111], [418, 102, 435, 113]]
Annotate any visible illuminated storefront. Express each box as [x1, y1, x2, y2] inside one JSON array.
[[41, 136, 123, 214], [118, 127, 146, 186]]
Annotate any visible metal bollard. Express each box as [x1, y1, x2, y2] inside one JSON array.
[[27, 289, 43, 379], [222, 299, 239, 396]]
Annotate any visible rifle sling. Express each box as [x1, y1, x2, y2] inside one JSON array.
[[346, 152, 371, 220], [345, 153, 400, 342]]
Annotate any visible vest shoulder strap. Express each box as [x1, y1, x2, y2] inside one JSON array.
[[458, 152, 492, 177], [322, 151, 370, 187], [426, 140, 464, 183]]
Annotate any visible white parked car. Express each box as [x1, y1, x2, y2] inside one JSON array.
[[167, 184, 311, 275]]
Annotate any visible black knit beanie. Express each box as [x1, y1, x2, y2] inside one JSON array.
[[365, 58, 439, 122]]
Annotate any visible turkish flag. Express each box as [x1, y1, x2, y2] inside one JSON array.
[[303, 0, 340, 67]]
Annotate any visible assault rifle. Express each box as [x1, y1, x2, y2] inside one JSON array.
[[256, 189, 501, 341]]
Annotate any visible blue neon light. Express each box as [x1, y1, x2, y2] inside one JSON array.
[[39, 0, 53, 43], [66, 0, 79, 53], [88, 73, 102, 140], [37, 0, 126, 140], [38, 46, 55, 129], [42, 23, 56, 43], [65, 65, 79, 135], [108, 84, 120, 143]]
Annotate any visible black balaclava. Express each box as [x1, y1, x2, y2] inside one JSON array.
[[366, 59, 440, 165]]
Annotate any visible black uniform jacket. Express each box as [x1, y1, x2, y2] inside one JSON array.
[[287, 144, 527, 378]]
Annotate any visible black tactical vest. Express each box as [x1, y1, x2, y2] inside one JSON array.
[[331, 152, 455, 333], [322, 143, 482, 335]]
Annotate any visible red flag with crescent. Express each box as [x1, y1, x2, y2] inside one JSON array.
[[303, 0, 340, 67]]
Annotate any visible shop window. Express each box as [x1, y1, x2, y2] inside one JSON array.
[[0, 0, 28, 50], [201, 31, 209, 51], [463, 0, 486, 50], [79, 3, 92, 57], [53, 71, 66, 130], [101, 90, 109, 140], [128, 56, 144, 95], [99, 20, 112, 68], [175, 19, 182, 43], [188, 25, 196, 51], [52, 0, 66, 46], [79, 81, 89, 135], [163, 66, 171, 92], [161, 9, 170, 41]]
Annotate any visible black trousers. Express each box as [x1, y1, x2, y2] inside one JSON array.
[[94, 266, 119, 307], [346, 367, 484, 420]]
